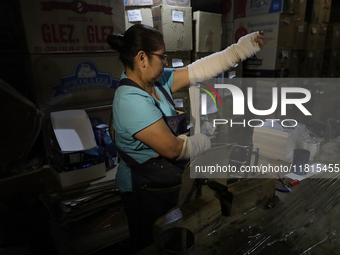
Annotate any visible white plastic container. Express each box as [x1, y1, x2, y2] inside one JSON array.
[[303, 137, 320, 161]]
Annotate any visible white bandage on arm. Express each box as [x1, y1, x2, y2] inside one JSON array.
[[187, 32, 261, 83], [176, 133, 211, 161]]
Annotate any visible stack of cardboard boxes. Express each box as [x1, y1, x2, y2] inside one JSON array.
[[18, 0, 126, 180], [192, 0, 339, 78], [221, 0, 243, 78], [152, 0, 192, 68], [125, 0, 193, 69], [322, 22, 340, 77], [16, 1, 130, 253], [299, 0, 330, 77], [151, 0, 192, 124], [290, 0, 338, 77], [290, 0, 308, 77]]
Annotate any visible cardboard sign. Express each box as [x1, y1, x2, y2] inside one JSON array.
[[20, 0, 125, 53]]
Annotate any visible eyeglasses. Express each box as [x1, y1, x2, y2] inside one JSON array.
[[148, 52, 167, 62]]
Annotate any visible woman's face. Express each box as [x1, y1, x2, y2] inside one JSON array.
[[146, 43, 168, 82]]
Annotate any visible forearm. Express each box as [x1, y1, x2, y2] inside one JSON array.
[[187, 32, 261, 84], [176, 133, 211, 161], [161, 137, 185, 160], [172, 32, 262, 92]]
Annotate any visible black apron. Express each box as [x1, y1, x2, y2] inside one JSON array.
[[116, 78, 188, 190], [115, 78, 189, 249]]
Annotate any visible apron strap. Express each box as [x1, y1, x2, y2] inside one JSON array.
[[154, 82, 176, 108], [115, 146, 139, 167], [118, 78, 176, 107]]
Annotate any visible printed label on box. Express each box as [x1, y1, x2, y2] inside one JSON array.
[[153, 0, 190, 7], [125, 0, 153, 5], [237, 0, 286, 18], [172, 10, 184, 22], [234, 13, 295, 48], [128, 9, 143, 22], [20, 0, 125, 53], [31, 53, 123, 110]]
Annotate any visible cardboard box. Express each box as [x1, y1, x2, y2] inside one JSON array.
[[233, 13, 295, 48], [236, 0, 293, 18], [51, 144, 104, 171], [244, 46, 292, 70], [47, 108, 107, 187], [305, 0, 332, 24], [152, 0, 190, 7], [221, 22, 234, 49], [322, 49, 339, 77], [124, 0, 153, 6], [243, 47, 292, 77], [305, 23, 327, 50], [301, 50, 324, 77], [330, 2, 340, 23], [166, 51, 191, 68], [152, 5, 192, 51], [290, 50, 307, 77], [292, 21, 307, 50], [325, 23, 340, 50], [30, 52, 124, 112], [125, 7, 154, 30], [193, 11, 222, 53], [291, 0, 307, 21], [49, 163, 106, 187], [19, 0, 125, 53]]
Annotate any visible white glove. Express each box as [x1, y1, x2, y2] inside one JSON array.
[[176, 133, 211, 161], [187, 32, 261, 84]]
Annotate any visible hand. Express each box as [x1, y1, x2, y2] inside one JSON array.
[[254, 31, 265, 49]]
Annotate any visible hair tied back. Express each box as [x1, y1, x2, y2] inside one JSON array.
[[107, 33, 125, 52]]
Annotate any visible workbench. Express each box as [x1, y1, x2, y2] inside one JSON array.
[[138, 136, 340, 255]]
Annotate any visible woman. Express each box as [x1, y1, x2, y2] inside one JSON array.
[[107, 24, 264, 253]]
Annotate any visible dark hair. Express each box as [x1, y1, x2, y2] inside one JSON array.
[[107, 24, 164, 70]]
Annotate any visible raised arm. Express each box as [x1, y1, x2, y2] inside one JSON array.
[[171, 31, 265, 93]]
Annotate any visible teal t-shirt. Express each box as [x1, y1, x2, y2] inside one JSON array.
[[113, 68, 176, 193]]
